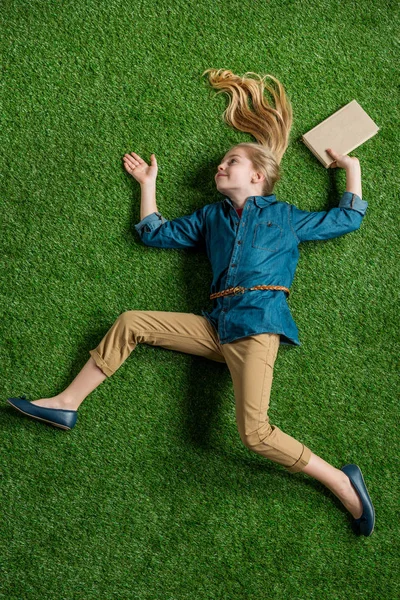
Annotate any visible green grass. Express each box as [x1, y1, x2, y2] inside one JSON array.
[[1, 0, 399, 598]]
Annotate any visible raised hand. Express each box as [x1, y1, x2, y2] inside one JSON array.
[[123, 152, 158, 185]]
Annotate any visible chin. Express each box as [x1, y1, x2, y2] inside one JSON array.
[[216, 179, 229, 188]]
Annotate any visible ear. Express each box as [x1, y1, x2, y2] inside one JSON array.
[[251, 171, 266, 184]]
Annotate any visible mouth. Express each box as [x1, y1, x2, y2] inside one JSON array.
[[216, 174, 227, 178]]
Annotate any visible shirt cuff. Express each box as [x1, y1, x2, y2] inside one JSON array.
[[134, 211, 167, 234], [338, 191, 368, 216]]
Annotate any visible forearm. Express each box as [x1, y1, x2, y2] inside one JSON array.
[[345, 163, 362, 199], [140, 182, 158, 221]]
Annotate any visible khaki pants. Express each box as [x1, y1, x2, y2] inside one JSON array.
[[89, 311, 311, 473]]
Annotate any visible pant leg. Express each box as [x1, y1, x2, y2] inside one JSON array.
[[89, 310, 226, 377], [221, 333, 311, 474]]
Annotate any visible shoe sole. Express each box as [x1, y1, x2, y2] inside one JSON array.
[[357, 467, 375, 536], [7, 399, 73, 430]]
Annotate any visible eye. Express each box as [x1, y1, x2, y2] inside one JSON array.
[[230, 159, 237, 163]]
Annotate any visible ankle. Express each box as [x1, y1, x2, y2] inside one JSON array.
[[56, 393, 80, 410], [335, 471, 353, 494]]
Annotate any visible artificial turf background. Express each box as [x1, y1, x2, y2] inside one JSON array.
[[1, 0, 399, 598]]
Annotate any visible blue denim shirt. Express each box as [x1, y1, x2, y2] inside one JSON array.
[[134, 191, 368, 346]]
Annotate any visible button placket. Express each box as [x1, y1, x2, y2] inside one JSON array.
[[225, 201, 249, 290], [221, 199, 252, 328]]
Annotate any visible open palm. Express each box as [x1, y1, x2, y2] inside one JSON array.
[[123, 152, 158, 185]]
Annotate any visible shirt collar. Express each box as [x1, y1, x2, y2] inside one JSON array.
[[223, 195, 277, 210]]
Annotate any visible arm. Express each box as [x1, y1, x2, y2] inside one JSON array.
[[289, 150, 367, 243], [122, 151, 207, 250], [123, 151, 159, 219], [140, 181, 158, 221], [345, 162, 362, 199], [134, 207, 207, 250]]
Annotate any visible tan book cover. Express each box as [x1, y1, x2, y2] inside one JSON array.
[[301, 100, 380, 168]]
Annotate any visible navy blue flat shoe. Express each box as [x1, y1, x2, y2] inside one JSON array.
[[341, 464, 375, 536], [7, 396, 77, 430]]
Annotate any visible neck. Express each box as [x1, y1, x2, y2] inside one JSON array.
[[227, 188, 265, 209], [227, 195, 258, 210]]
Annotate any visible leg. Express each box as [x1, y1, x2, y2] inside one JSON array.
[[302, 452, 363, 519], [31, 310, 225, 411], [222, 333, 311, 473], [31, 356, 107, 411], [221, 333, 362, 519]]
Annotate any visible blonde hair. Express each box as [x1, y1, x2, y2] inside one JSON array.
[[202, 69, 293, 195]]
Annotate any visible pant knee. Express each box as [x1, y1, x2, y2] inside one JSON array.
[[240, 423, 273, 452], [117, 310, 138, 325], [107, 311, 140, 349], [115, 310, 145, 334]]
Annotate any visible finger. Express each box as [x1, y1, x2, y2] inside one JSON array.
[[130, 152, 145, 163], [124, 155, 139, 166], [122, 157, 136, 171]]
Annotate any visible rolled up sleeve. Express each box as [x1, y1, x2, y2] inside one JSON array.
[[134, 207, 207, 250], [289, 191, 368, 243], [135, 212, 167, 236]]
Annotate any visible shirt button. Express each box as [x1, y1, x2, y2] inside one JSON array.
[[237, 240, 242, 245]]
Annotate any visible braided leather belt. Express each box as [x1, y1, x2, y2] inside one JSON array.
[[210, 285, 290, 300]]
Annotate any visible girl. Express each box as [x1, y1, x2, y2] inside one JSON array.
[[8, 69, 374, 536]]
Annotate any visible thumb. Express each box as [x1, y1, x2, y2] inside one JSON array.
[[150, 153, 157, 163]]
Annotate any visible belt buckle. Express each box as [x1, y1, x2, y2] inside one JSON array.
[[233, 286, 245, 295]]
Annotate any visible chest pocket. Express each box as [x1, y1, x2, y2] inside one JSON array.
[[252, 221, 283, 252]]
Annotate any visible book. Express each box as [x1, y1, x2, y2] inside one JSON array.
[[301, 100, 380, 168]]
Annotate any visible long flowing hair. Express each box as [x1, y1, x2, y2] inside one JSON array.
[[202, 69, 293, 195]]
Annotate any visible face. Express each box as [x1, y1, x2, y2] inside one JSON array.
[[215, 148, 263, 193]]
